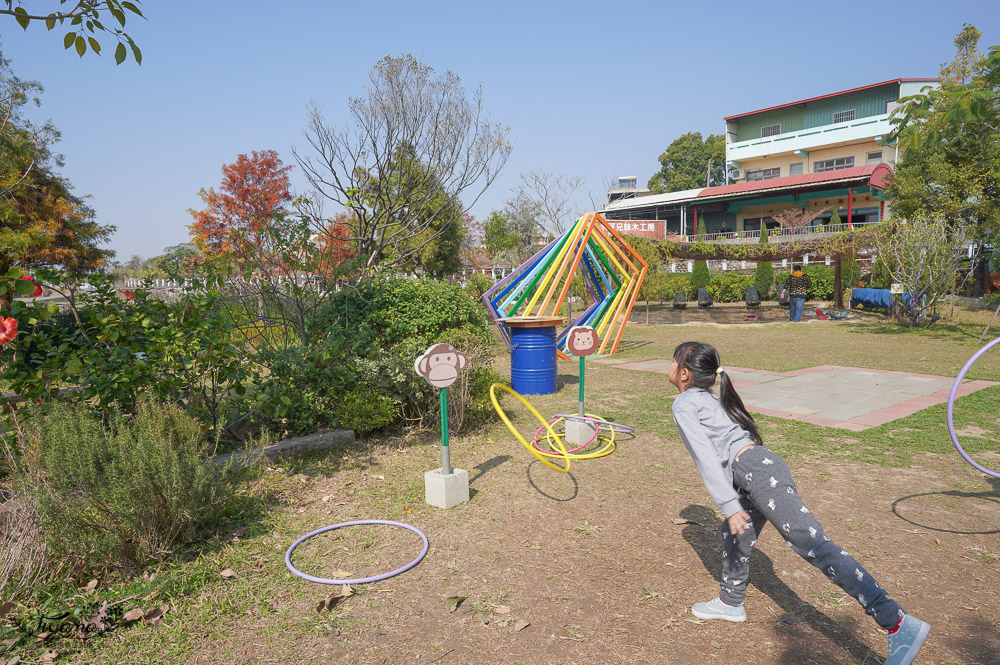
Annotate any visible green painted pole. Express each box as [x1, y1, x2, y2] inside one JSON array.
[[440, 387, 451, 475], [578, 356, 585, 418]]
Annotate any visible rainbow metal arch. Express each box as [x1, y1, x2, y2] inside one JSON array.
[[482, 212, 648, 358]]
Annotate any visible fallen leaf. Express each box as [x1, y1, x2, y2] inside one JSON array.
[[232, 526, 247, 540], [711, 640, 722, 648], [330, 569, 353, 579], [5, 655, 21, 665], [514, 619, 530, 632], [671, 517, 704, 526], [404, 508, 412, 514], [119, 608, 144, 624], [143, 605, 170, 626], [84, 579, 98, 594], [220, 569, 237, 579], [1, 638, 19, 652], [476, 612, 489, 625], [316, 585, 354, 612], [0, 602, 15, 619], [38, 650, 58, 664], [445, 596, 466, 613], [321, 494, 335, 503], [777, 613, 802, 624], [36, 633, 50, 640], [371, 474, 385, 481], [494, 605, 511, 615], [380, 445, 390, 454], [84, 601, 111, 632]]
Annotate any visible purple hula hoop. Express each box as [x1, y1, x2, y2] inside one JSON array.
[[285, 519, 429, 585], [946, 336, 1000, 479]]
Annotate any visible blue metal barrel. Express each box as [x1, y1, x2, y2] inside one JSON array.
[[510, 325, 557, 395]]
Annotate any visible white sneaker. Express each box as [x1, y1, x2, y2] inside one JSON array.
[[885, 614, 930, 665], [691, 597, 747, 622]]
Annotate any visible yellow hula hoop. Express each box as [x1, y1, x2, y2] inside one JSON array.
[[489, 383, 571, 473], [533, 414, 617, 459]]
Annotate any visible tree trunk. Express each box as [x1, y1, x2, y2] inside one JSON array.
[[834, 255, 844, 309]]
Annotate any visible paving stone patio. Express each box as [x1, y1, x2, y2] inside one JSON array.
[[615, 361, 999, 431]]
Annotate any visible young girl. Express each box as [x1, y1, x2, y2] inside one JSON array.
[[668, 341, 929, 665]]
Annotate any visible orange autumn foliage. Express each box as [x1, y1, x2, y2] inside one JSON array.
[[188, 150, 293, 256], [315, 211, 356, 274]]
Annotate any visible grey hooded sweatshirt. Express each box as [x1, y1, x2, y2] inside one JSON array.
[[671, 387, 756, 518]]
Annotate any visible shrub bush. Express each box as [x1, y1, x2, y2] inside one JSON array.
[[775, 265, 835, 301], [259, 277, 498, 435], [1, 274, 254, 438], [754, 261, 774, 299], [26, 398, 233, 574], [661, 275, 693, 301], [690, 260, 711, 290], [708, 273, 754, 303]]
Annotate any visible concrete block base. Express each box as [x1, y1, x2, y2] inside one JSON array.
[[424, 467, 470, 509], [565, 419, 597, 446]]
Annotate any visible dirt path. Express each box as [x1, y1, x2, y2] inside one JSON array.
[[168, 431, 999, 665]]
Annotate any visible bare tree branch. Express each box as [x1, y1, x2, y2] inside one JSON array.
[[293, 54, 511, 278]]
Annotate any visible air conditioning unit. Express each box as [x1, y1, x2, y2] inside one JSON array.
[[731, 168, 745, 180]]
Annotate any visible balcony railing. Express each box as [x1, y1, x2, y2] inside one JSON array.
[[688, 221, 880, 244], [727, 114, 894, 161]]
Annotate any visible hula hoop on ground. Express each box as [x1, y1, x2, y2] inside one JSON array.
[[285, 519, 429, 585], [947, 336, 1000, 480], [553, 413, 634, 434], [532, 415, 617, 459], [490, 383, 571, 473]]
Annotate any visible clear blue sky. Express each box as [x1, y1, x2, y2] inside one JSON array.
[[2, 0, 998, 261]]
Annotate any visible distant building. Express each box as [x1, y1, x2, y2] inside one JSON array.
[[606, 176, 651, 206], [603, 78, 939, 241]]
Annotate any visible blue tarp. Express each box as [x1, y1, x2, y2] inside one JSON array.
[[851, 288, 912, 309]]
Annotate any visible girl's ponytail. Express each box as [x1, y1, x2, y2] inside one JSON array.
[[717, 370, 762, 445], [673, 341, 763, 445]]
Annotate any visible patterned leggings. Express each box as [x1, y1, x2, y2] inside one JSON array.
[[720, 445, 904, 630]]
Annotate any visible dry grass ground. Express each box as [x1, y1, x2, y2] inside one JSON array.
[[11, 306, 1000, 664]]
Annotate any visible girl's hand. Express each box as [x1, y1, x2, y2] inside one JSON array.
[[727, 510, 753, 535]]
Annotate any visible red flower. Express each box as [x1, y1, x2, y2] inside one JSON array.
[[20, 275, 42, 298], [118, 289, 136, 300], [0, 316, 18, 344]]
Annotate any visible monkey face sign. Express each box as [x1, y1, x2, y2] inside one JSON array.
[[566, 326, 598, 357], [414, 343, 468, 389]]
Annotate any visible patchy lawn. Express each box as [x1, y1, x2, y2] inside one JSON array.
[[10, 309, 1000, 664]]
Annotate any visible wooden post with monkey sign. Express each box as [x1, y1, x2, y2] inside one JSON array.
[[415, 343, 471, 508], [565, 326, 599, 445]]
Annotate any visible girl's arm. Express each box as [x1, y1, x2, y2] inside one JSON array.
[[672, 406, 743, 518]]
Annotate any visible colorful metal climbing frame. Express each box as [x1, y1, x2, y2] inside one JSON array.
[[482, 212, 648, 358]]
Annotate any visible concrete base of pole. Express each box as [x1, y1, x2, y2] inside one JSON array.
[[565, 419, 597, 446], [424, 467, 470, 509]]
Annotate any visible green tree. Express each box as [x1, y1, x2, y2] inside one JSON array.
[[830, 208, 841, 226], [887, 28, 1000, 295], [648, 132, 726, 194], [753, 260, 773, 299], [627, 235, 666, 323], [939, 23, 987, 85], [295, 54, 511, 277], [759, 223, 769, 244], [484, 210, 522, 264], [1, 0, 144, 64], [697, 217, 707, 238], [691, 259, 710, 290], [370, 145, 466, 277]]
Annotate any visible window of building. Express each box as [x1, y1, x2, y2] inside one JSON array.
[[789, 162, 803, 176], [746, 167, 780, 181], [760, 123, 781, 138], [813, 156, 855, 173], [833, 109, 856, 123], [866, 151, 883, 165]]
